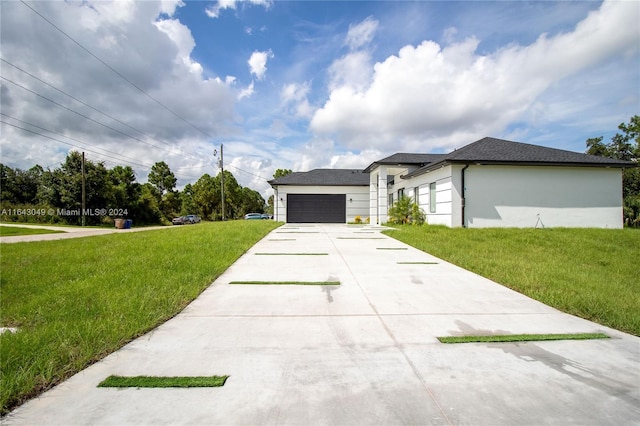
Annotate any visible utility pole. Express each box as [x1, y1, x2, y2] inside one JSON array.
[[220, 144, 225, 221], [214, 145, 225, 221], [81, 151, 86, 227]]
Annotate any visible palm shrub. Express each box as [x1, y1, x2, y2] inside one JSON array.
[[388, 195, 426, 225]]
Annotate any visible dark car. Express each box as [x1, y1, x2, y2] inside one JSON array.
[[172, 216, 187, 225]]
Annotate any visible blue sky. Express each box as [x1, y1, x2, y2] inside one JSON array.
[[1, 0, 638, 197]]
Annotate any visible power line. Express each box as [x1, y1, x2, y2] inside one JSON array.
[[0, 120, 148, 168], [12, 2, 268, 185], [20, 0, 216, 140], [226, 163, 270, 181], [0, 119, 205, 180], [0, 75, 173, 153], [0, 112, 153, 168], [0, 57, 173, 149]]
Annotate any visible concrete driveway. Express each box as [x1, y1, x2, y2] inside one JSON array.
[[4, 224, 639, 425]]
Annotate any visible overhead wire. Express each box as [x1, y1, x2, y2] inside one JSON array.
[[0, 112, 153, 168], [0, 57, 174, 149], [13, 0, 269, 184], [19, 0, 215, 140], [0, 75, 173, 153]]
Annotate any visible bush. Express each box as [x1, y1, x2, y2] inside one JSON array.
[[388, 195, 426, 225]]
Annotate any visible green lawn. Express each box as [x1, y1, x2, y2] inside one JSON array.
[[386, 226, 640, 336], [0, 220, 280, 415], [0, 225, 65, 237]]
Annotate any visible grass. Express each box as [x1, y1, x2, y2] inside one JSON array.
[[98, 375, 228, 388], [229, 281, 340, 285], [0, 220, 279, 415], [437, 333, 609, 344], [386, 226, 640, 336], [0, 226, 65, 237]]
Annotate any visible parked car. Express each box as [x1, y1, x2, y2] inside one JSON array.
[[261, 214, 272, 220], [172, 216, 187, 225], [244, 213, 263, 220], [185, 214, 201, 223]]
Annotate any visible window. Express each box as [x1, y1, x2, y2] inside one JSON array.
[[398, 188, 404, 199], [414, 186, 420, 204], [429, 182, 436, 213], [388, 193, 394, 207]]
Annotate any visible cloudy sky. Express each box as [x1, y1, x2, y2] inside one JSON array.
[[1, 0, 638, 197]]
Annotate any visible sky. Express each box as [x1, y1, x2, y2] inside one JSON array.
[[1, 0, 638, 198]]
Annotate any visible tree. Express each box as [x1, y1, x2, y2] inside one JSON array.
[[46, 152, 112, 225], [192, 173, 219, 220], [132, 183, 163, 225], [273, 169, 292, 179], [180, 183, 198, 215], [586, 115, 640, 226], [238, 187, 266, 216], [109, 165, 139, 215], [148, 161, 176, 195], [0, 164, 43, 205]]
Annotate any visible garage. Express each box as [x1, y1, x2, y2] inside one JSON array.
[[287, 194, 346, 223]]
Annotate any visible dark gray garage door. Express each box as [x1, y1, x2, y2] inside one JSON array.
[[287, 194, 346, 223]]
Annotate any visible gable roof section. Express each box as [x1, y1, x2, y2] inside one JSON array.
[[269, 169, 369, 186], [363, 153, 446, 173], [403, 137, 637, 179]]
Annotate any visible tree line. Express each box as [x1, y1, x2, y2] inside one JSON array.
[[585, 115, 640, 226], [0, 151, 266, 225]]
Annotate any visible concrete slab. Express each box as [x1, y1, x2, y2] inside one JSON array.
[[4, 224, 639, 425]]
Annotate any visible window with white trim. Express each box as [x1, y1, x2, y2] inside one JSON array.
[[429, 182, 436, 213]]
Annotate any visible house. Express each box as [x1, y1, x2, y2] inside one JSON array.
[[269, 137, 637, 228], [269, 168, 370, 223]]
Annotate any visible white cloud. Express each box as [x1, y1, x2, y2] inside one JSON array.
[[0, 0, 235, 187], [248, 50, 274, 80], [205, 0, 272, 19], [328, 50, 372, 92], [280, 82, 313, 118], [154, 18, 203, 75], [311, 0, 640, 153], [238, 81, 255, 99], [345, 16, 378, 51]]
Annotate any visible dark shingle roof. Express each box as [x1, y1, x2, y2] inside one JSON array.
[[445, 137, 635, 165], [269, 169, 369, 186], [403, 137, 637, 178], [363, 153, 445, 172], [269, 137, 637, 187]]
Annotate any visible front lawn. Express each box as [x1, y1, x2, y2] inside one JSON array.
[[0, 226, 65, 237], [0, 220, 279, 415], [385, 226, 640, 336]]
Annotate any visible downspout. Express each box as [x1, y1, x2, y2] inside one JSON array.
[[461, 164, 469, 228]]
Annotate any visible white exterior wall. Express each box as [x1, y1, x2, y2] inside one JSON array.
[[463, 165, 624, 228], [403, 165, 461, 227], [369, 167, 389, 224], [273, 185, 369, 223]]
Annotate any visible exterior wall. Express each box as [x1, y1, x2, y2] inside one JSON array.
[[402, 165, 458, 227], [369, 167, 388, 224], [273, 185, 369, 223], [463, 165, 624, 228]]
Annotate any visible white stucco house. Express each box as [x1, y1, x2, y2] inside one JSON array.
[[269, 137, 637, 228]]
